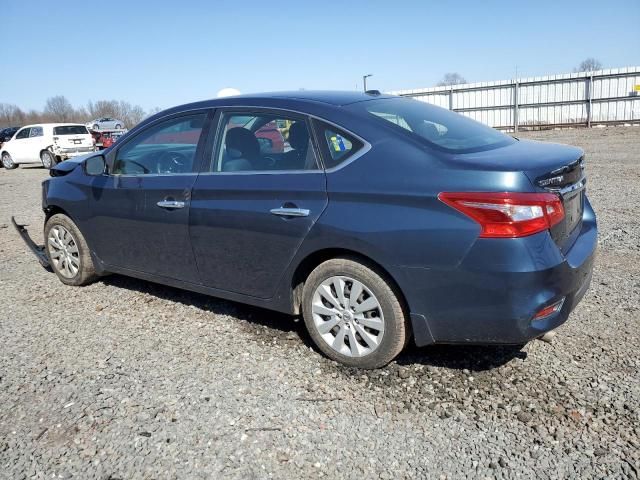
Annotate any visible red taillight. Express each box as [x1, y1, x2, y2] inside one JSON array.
[[438, 192, 564, 238], [533, 298, 565, 320]]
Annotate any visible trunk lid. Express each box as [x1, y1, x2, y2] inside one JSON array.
[[451, 139, 586, 251], [53, 125, 93, 149]]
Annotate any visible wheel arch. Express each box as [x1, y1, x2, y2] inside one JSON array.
[[289, 248, 409, 322]]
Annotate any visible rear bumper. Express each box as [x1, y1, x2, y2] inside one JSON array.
[[53, 147, 95, 159], [402, 198, 597, 346], [11, 217, 50, 269]]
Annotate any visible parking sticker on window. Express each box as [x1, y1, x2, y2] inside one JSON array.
[[330, 135, 347, 152]]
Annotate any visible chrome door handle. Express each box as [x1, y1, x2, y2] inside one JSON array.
[[270, 207, 310, 217], [157, 200, 185, 209]]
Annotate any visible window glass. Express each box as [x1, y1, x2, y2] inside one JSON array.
[[15, 128, 30, 139], [213, 113, 318, 172], [352, 98, 515, 153], [113, 114, 205, 175], [53, 125, 89, 135], [317, 122, 364, 169], [30, 127, 44, 137]]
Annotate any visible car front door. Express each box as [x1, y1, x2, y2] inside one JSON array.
[[83, 111, 211, 283], [8, 127, 31, 162], [189, 109, 328, 299]]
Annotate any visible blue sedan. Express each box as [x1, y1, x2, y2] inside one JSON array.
[[14, 91, 596, 368]]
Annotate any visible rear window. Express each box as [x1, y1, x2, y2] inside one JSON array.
[[53, 125, 89, 136], [354, 98, 514, 153]]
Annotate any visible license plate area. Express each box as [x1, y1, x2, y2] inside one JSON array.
[[73, 139, 82, 144], [563, 190, 584, 234]]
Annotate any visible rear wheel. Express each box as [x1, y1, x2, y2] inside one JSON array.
[[1, 152, 17, 169], [114, 123, 122, 129], [301, 257, 409, 369], [44, 214, 98, 286], [40, 150, 57, 169], [93, 124, 99, 130]]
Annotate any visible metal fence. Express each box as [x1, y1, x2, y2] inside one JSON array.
[[390, 66, 640, 131]]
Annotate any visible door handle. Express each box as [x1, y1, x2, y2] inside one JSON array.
[[270, 207, 310, 218], [157, 200, 185, 209]]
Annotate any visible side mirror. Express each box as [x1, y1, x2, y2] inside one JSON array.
[[85, 154, 107, 176]]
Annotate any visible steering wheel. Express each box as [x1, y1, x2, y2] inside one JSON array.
[[262, 156, 277, 168], [157, 150, 189, 174]]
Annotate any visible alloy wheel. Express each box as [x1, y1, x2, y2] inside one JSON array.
[[311, 276, 385, 357], [2, 154, 14, 168], [41, 151, 53, 168], [48, 225, 80, 278]]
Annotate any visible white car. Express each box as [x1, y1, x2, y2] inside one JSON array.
[[0, 123, 95, 170], [86, 117, 124, 131]]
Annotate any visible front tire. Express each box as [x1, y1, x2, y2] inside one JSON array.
[[44, 214, 98, 286], [114, 123, 122, 129], [302, 257, 410, 369], [2, 152, 17, 169], [40, 150, 57, 169], [93, 124, 99, 131]]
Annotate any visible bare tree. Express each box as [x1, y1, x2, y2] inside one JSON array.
[[575, 58, 603, 72], [437, 73, 467, 87], [43, 96, 75, 122], [0, 103, 25, 128]]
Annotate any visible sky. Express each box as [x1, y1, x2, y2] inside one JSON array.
[[2, 0, 639, 112]]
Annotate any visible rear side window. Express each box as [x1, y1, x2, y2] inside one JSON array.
[[54, 125, 89, 135], [30, 127, 44, 137], [15, 128, 30, 139], [315, 121, 364, 169]]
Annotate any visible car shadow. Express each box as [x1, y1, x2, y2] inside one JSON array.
[[100, 274, 527, 372]]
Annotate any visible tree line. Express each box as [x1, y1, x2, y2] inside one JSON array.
[[0, 96, 161, 129]]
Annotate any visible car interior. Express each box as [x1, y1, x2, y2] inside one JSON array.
[[219, 115, 318, 172]]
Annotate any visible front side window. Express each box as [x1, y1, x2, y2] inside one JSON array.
[[353, 98, 515, 153], [113, 114, 206, 175], [213, 112, 318, 172], [30, 127, 44, 137], [15, 128, 31, 139]]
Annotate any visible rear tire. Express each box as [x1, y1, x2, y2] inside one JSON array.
[[114, 123, 122, 129], [40, 150, 57, 169], [93, 124, 99, 131], [1, 152, 17, 169], [44, 214, 98, 286], [301, 256, 409, 369]]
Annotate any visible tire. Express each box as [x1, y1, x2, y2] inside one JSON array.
[[40, 150, 57, 169], [44, 214, 99, 286], [1, 152, 17, 169], [301, 256, 410, 369], [114, 123, 122, 129], [93, 124, 99, 131]]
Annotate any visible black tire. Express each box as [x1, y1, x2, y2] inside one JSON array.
[[93, 124, 99, 130], [301, 256, 410, 369], [44, 214, 99, 286], [40, 150, 57, 169], [114, 123, 122, 129], [1, 152, 18, 169]]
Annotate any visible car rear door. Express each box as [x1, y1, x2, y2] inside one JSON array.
[[189, 109, 328, 299], [84, 110, 212, 283]]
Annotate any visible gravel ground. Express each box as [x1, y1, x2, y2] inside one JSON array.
[[1, 127, 639, 479]]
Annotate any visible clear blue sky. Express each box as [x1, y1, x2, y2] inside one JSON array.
[[2, 0, 639, 112]]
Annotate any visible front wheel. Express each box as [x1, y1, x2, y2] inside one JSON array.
[[1, 152, 18, 169], [302, 257, 410, 369], [40, 150, 57, 169], [114, 123, 122, 129], [44, 214, 99, 286]]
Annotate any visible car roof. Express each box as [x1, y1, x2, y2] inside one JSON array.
[[19, 123, 88, 129], [224, 90, 393, 106]]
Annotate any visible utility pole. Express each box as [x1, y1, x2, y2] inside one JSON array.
[[363, 74, 373, 92]]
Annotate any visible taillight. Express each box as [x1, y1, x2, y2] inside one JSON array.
[[438, 192, 564, 238]]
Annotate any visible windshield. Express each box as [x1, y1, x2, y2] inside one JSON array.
[[53, 125, 89, 136], [354, 98, 515, 153]]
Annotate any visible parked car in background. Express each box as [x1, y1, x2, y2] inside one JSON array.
[[13, 91, 596, 369], [0, 127, 20, 144], [1, 123, 94, 169], [0, 127, 20, 166], [91, 129, 127, 150], [86, 117, 124, 131]]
